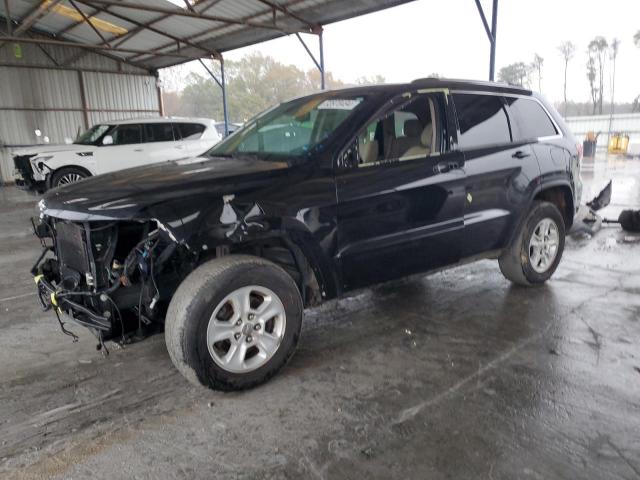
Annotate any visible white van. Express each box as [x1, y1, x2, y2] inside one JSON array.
[[13, 117, 222, 191]]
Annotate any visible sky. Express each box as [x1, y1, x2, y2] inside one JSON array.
[[170, 0, 640, 105]]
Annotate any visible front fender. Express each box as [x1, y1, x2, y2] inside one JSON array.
[[44, 152, 97, 174], [161, 194, 340, 301]]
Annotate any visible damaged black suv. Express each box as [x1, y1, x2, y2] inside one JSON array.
[[31, 78, 582, 391]]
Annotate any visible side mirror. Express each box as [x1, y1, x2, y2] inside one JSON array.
[[338, 138, 359, 169], [102, 135, 113, 146]]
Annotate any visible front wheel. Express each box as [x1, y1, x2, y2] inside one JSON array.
[[499, 201, 566, 286], [50, 167, 90, 188], [165, 255, 303, 391]]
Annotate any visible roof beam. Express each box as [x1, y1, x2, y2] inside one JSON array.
[[0, 35, 207, 60], [75, 0, 310, 33], [79, 0, 222, 59], [3, 0, 12, 35], [255, 0, 316, 30], [68, 0, 112, 47], [197, 0, 225, 15], [124, 0, 308, 63], [13, 0, 63, 36], [0, 0, 62, 49], [26, 30, 60, 66], [54, 5, 101, 36], [59, 0, 219, 67]]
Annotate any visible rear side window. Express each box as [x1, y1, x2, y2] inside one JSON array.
[[176, 123, 206, 140], [144, 123, 174, 143], [452, 94, 511, 149], [505, 97, 558, 140]]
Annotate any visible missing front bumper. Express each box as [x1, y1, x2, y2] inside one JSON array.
[[34, 274, 111, 332]]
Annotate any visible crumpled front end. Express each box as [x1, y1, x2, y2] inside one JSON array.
[[13, 154, 47, 192], [31, 212, 193, 350]]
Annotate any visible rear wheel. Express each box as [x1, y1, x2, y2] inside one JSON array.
[[499, 201, 565, 286], [51, 167, 90, 188], [165, 255, 303, 391]]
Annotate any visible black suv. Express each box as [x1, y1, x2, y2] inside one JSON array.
[[31, 78, 582, 391]]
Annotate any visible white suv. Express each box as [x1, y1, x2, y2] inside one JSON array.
[[13, 117, 222, 192]]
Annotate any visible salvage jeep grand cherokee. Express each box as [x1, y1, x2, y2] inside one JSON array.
[[31, 79, 582, 391]]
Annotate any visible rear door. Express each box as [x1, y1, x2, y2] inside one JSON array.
[[451, 92, 540, 258], [336, 90, 466, 290], [142, 122, 179, 164], [503, 95, 565, 186]]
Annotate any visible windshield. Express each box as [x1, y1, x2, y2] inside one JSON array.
[[207, 94, 365, 159], [74, 124, 113, 145]]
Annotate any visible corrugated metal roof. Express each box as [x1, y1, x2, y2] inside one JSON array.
[[0, 0, 417, 71]]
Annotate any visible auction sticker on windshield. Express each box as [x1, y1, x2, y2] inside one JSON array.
[[317, 98, 362, 110]]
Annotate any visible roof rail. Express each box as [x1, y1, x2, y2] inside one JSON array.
[[409, 77, 531, 93]]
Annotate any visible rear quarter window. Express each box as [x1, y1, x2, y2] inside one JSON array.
[[452, 93, 511, 149], [505, 97, 558, 140], [176, 123, 206, 140]]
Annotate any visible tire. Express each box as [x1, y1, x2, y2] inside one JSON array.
[[51, 167, 90, 188], [165, 255, 303, 391], [498, 201, 566, 286]]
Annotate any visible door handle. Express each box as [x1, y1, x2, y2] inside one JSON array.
[[512, 150, 530, 159], [434, 161, 460, 174], [133, 148, 143, 152]]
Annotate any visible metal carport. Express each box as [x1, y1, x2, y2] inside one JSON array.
[[1, 0, 499, 137]]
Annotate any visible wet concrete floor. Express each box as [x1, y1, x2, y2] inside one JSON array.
[[0, 154, 639, 479]]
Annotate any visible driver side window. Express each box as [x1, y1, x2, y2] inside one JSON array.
[[357, 93, 441, 167]]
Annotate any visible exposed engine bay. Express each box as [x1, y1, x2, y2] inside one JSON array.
[[32, 216, 192, 352]]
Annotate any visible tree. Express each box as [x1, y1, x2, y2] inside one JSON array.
[[355, 75, 386, 85], [498, 62, 531, 87], [588, 36, 608, 114], [609, 38, 620, 114], [586, 54, 598, 114], [532, 53, 544, 92], [557, 41, 575, 115], [634, 31, 640, 112], [162, 53, 347, 123]]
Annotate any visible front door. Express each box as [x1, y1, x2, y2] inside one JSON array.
[[336, 91, 465, 291]]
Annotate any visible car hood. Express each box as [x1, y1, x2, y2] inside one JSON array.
[[12, 144, 91, 156], [39, 155, 290, 222]]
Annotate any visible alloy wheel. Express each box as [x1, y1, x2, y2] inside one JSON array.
[[57, 173, 84, 186], [206, 285, 286, 373], [528, 218, 560, 273]]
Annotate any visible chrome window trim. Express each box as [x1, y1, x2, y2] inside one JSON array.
[[350, 89, 448, 169]]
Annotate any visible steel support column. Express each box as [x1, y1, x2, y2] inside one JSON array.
[[220, 58, 229, 136], [199, 57, 229, 137], [295, 30, 325, 90], [319, 30, 325, 90], [77, 70, 89, 128], [474, 0, 498, 81], [489, 0, 498, 81]]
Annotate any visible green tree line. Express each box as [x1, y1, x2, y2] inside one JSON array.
[[499, 30, 640, 115], [161, 53, 383, 123]]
